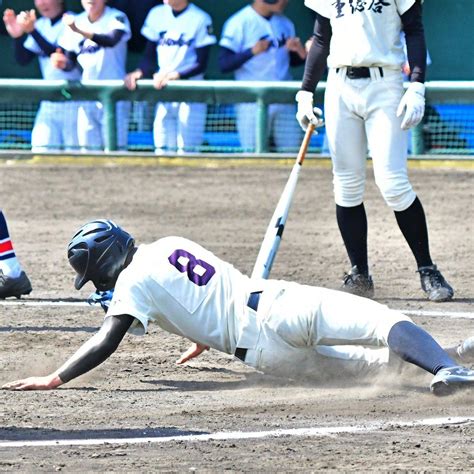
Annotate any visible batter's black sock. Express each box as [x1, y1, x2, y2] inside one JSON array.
[[336, 203, 369, 275], [387, 321, 457, 374], [394, 197, 433, 268]]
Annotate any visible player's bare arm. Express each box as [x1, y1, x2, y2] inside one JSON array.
[[176, 343, 210, 365], [285, 37, 307, 60], [2, 314, 134, 391]]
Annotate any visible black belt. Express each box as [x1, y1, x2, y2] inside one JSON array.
[[234, 291, 262, 362], [336, 66, 384, 79]]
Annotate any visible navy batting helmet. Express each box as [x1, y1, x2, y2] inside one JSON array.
[[67, 219, 135, 291]]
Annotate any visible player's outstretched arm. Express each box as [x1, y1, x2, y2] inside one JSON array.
[[2, 314, 134, 391], [176, 342, 210, 365]]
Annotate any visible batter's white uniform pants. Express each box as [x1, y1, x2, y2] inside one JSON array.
[[237, 281, 411, 380], [236, 103, 303, 152], [31, 101, 79, 152], [153, 102, 207, 154], [77, 101, 131, 151], [324, 67, 417, 211]]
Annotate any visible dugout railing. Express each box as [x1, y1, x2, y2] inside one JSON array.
[[0, 79, 473, 156]]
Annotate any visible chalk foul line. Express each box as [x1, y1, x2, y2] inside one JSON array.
[[0, 416, 472, 448]]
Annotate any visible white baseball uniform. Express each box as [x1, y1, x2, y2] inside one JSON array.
[[59, 7, 131, 150], [23, 14, 81, 152], [304, 0, 418, 211], [106, 236, 411, 380], [219, 5, 303, 152], [141, 3, 216, 154]]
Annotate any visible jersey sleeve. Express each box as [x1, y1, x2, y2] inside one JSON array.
[[106, 272, 152, 337], [304, 0, 332, 18], [140, 8, 160, 42], [219, 17, 243, 53], [194, 14, 217, 48], [109, 10, 131, 41], [395, 0, 418, 15]]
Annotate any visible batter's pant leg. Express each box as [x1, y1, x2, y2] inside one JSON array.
[[324, 72, 368, 207], [365, 75, 416, 211]]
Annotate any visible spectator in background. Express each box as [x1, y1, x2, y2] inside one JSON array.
[[2, 0, 81, 152], [124, 0, 216, 155], [219, 0, 307, 152], [50, 0, 131, 151]]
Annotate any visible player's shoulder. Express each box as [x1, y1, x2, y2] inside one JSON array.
[[224, 5, 252, 25], [187, 3, 213, 20], [145, 4, 166, 20], [103, 6, 129, 23], [304, 0, 331, 17]]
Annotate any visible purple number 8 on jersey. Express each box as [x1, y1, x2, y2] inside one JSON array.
[[168, 249, 216, 286]]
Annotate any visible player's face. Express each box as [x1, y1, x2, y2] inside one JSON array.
[[34, 0, 63, 18], [81, 0, 107, 20], [164, 0, 189, 11]]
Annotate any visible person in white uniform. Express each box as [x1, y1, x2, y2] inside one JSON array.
[[295, 0, 454, 302], [51, 0, 131, 151], [219, 0, 307, 152], [3, 0, 81, 152], [124, 0, 216, 154], [3, 219, 473, 396]]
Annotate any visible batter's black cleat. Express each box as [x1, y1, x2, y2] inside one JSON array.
[[0, 270, 32, 299], [341, 266, 374, 298], [417, 264, 453, 302], [430, 366, 474, 396]]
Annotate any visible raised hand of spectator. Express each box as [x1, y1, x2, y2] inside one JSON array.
[[251, 39, 271, 56], [62, 13, 79, 33], [3, 9, 24, 38], [50, 48, 68, 70], [124, 69, 143, 91], [17, 9, 36, 34], [153, 70, 180, 90], [285, 37, 307, 59]]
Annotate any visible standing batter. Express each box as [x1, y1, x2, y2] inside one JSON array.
[[3, 0, 81, 151], [52, 0, 131, 151], [296, 0, 453, 301], [125, 0, 216, 154], [219, 0, 307, 152], [3, 219, 473, 396]]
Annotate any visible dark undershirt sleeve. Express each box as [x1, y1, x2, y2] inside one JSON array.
[[218, 46, 254, 73], [401, 0, 427, 83], [178, 45, 211, 79], [58, 314, 134, 383], [31, 29, 57, 56], [13, 37, 36, 66], [138, 39, 158, 77], [301, 14, 332, 93], [91, 29, 126, 48]]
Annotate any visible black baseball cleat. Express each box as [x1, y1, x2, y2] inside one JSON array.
[[430, 366, 474, 396], [341, 265, 374, 298], [417, 264, 454, 302], [0, 270, 32, 299]]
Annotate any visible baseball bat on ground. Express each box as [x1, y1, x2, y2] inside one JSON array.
[[251, 123, 315, 279]]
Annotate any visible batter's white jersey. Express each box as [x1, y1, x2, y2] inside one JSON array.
[[23, 13, 81, 80], [304, 0, 417, 69], [107, 237, 250, 354], [141, 3, 216, 78], [59, 6, 131, 79], [219, 5, 296, 81]]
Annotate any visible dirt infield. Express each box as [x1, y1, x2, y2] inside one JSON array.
[[1, 160, 473, 471]]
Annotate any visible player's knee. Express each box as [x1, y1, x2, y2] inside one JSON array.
[[376, 175, 416, 211], [333, 173, 365, 207]]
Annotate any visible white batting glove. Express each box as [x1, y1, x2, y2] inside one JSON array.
[[396, 82, 425, 130], [295, 90, 324, 131]]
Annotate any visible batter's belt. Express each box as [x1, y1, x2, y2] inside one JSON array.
[[336, 66, 384, 79]]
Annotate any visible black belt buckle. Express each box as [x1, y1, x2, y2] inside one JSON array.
[[346, 67, 370, 79]]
